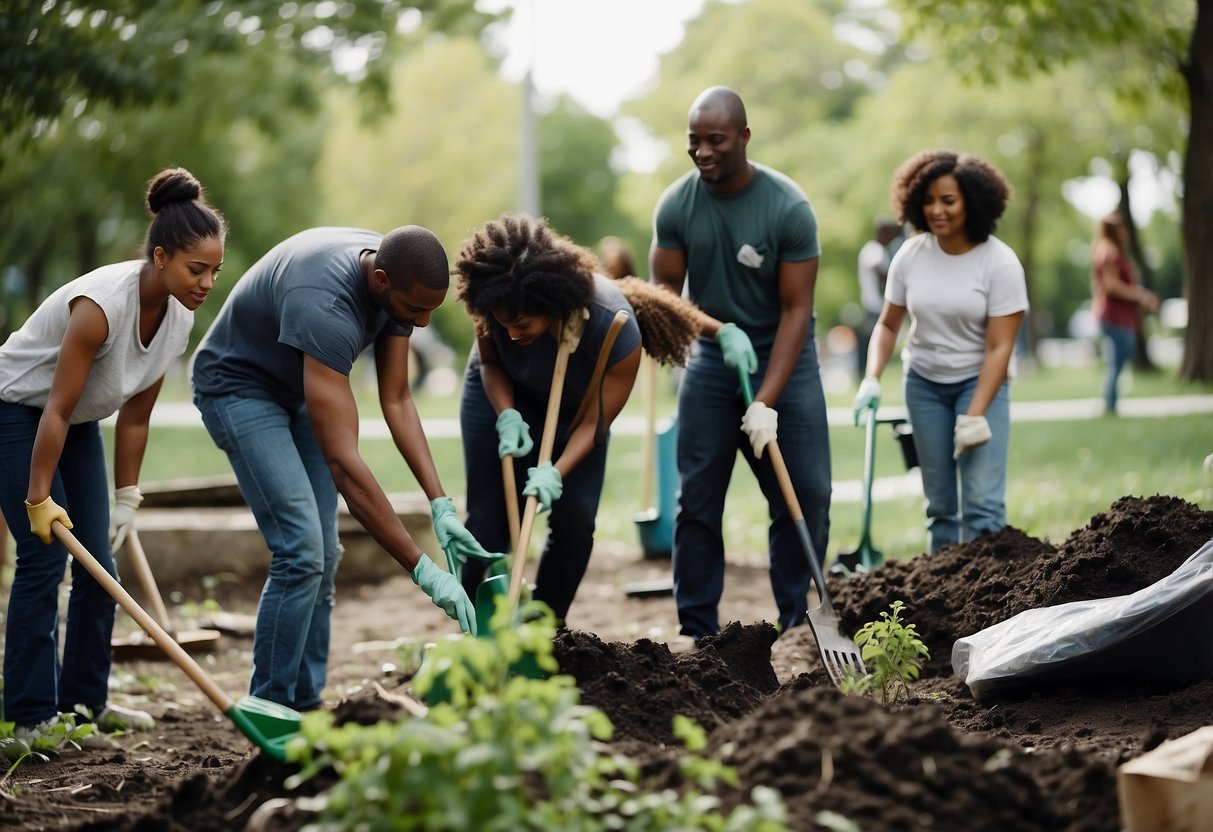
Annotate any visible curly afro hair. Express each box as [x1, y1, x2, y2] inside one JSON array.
[[455, 215, 597, 334], [890, 150, 1012, 243], [613, 278, 705, 367]]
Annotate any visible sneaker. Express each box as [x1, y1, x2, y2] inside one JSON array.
[[95, 704, 155, 732]]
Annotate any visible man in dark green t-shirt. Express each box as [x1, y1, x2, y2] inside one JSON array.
[[650, 86, 832, 641]]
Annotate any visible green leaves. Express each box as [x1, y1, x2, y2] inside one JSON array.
[[849, 600, 931, 705], [289, 605, 790, 830]]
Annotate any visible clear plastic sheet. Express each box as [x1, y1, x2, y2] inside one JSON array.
[[953, 538, 1213, 699]]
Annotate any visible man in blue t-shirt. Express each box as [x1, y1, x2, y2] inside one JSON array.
[[650, 86, 832, 641], [192, 226, 497, 710]]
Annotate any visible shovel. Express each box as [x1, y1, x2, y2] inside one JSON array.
[[52, 521, 303, 761], [737, 371, 868, 688], [111, 529, 221, 661], [508, 310, 630, 604], [834, 407, 886, 576]]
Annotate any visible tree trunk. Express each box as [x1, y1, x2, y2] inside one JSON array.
[[1181, 0, 1213, 380], [1117, 173, 1157, 371], [1018, 127, 1042, 358]]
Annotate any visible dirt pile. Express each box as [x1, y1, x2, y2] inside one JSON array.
[[6, 495, 1212, 832]]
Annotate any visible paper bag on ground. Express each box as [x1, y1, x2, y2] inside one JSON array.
[[1118, 726, 1213, 832]]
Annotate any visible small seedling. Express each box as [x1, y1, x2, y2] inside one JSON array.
[[853, 600, 930, 705]]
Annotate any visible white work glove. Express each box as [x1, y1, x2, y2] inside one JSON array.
[[953, 415, 992, 459], [740, 401, 779, 459], [109, 485, 143, 551], [852, 377, 882, 426]]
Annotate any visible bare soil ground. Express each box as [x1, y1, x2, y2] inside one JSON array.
[[2, 494, 1212, 831]]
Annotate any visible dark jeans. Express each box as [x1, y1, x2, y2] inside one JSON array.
[[0, 402, 116, 726], [673, 339, 832, 638], [458, 365, 608, 622]]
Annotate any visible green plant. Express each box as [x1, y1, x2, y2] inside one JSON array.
[[0, 710, 101, 780], [287, 603, 789, 831], [852, 600, 931, 705]]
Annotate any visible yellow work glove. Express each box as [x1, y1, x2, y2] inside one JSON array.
[[25, 495, 72, 545]]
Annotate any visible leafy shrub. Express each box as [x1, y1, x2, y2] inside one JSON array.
[[848, 600, 930, 705], [289, 602, 789, 830]]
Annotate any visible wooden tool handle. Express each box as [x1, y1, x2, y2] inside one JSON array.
[[502, 456, 521, 554], [639, 354, 657, 509], [566, 310, 631, 437], [508, 319, 576, 603], [52, 521, 233, 712], [125, 529, 173, 630]]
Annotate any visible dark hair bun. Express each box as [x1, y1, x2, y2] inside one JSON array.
[[146, 167, 203, 214]]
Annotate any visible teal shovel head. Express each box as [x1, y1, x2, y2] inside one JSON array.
[[225, 696, 303, 762]]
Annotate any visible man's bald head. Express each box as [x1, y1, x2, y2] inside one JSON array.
[[689, 86, 747, 131]]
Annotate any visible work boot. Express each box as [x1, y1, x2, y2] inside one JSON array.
[[96, 704, 155, 732]]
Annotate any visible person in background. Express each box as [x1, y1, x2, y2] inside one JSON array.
[[454, 215, 642, 624], [854, 150, 1027, 554], [598, 236, 638, 280], [1090, 211, 1159, 415], [0, 167, 225, 752], [855, 219, 901, 378], [650, 85, 830, 642], [191, 225, 496, 711]]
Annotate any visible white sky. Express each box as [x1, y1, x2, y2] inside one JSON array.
[[478, 0, 709, 118]]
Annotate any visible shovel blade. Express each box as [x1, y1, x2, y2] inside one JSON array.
[[226, 696, 304, 762]]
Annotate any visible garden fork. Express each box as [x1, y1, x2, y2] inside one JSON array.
[[738, 369, 868, 687]]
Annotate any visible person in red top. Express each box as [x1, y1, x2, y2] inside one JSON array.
[[1090, 212, 1159, 415]]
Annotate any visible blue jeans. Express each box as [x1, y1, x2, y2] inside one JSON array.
[[0, 402, 117, 726], [673, 339, 831, 638], [458, 364, 608, 622], [903, 369, 1010, 554], [194, 393, 341, 710], [1100, 321, 1136, 414]]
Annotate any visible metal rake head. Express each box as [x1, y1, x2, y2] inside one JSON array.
[[806, 614, 868, 688]]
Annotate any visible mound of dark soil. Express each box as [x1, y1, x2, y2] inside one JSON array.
[[7, 495, 1212, 832]]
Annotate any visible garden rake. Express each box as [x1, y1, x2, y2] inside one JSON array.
[[738, 370, 867, 688]]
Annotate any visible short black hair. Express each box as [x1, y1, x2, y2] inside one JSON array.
[[143, 167, 227, 258], [454, 214, 595, 328], [890, 150, 1012, 243], [375, 225, 450, 292]]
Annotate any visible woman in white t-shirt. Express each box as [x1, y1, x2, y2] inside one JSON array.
[[0, 168, 226, 750], [852, 150, 1027, 554]]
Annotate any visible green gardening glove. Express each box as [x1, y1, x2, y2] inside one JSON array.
[[716, 323, 758, 374], [411, 554, 476, 635], [430, 497, 505, 575], [496, 408, 534, 458], [521, 462, 563, 514]]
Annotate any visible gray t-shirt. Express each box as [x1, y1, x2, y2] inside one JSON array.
[[192, 227, 410, 409], [0, 261, 192, 423], [886, 232, 1028, 383]]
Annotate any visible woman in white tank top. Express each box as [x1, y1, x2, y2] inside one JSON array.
[[0, 167, 226, 747]]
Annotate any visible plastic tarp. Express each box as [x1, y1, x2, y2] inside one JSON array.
[[953, 537, 1213, 699]]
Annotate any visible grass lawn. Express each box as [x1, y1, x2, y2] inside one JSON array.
[[109, 357, 1213, 569]]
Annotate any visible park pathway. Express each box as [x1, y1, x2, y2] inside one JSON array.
[[131, 395, 1212, 504]]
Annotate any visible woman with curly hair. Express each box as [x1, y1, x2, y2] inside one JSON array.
[[852, 150, 1028, 554], [454, 215, 643, 623]]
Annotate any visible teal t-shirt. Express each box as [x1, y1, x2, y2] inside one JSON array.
[[652, 164, 820, 349]]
